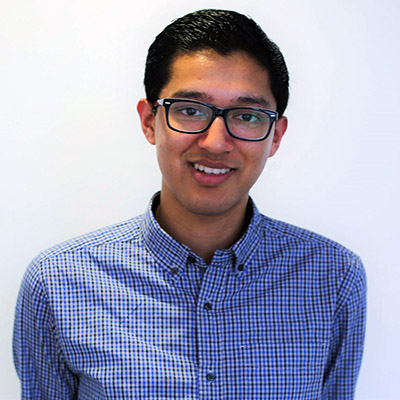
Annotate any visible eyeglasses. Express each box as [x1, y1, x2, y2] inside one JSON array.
[[153, 98, 279, 142]]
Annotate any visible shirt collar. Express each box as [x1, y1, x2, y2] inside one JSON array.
[[141, 192, 262, 276], [230, 197, 262, 274]]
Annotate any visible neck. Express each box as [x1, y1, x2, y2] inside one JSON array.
[[155, 193, 251, 264]]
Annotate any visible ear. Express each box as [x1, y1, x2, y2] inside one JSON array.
[[268, 116, 288, 157], [137, 99, 156, 145]]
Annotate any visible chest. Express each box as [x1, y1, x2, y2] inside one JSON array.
[[52, 262, 332, 399]]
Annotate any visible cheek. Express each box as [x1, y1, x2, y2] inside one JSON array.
[[250, 156, 269, 182], [154, 131, 192, 174], [243, 143, 271, 176], [155, 140, 174, 177], [155, 125, 197, 156]]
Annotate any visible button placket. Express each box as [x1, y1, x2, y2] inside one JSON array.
[[196, 263, 230, 398]]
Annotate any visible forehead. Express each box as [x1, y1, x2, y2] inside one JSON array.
[[160, 50, 276, 109]]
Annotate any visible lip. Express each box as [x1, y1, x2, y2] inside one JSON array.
[[189, 160, 234, 186], [191, 159, 234, 169]]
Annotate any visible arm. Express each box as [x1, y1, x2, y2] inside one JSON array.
[[13, 262, 78, 399], [322, 255, 367, 399]]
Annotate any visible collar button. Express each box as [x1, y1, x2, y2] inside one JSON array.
[[188, 255, 196, 264]]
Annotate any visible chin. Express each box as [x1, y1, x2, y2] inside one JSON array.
[[181, 196, 246, 218]]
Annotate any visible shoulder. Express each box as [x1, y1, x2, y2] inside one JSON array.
[[260, 214, 360, 256], [256, 214, 367, 315], [258, 214, 366, 284], [23, 214, 146, 285]]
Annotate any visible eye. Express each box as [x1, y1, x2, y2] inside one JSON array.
[[180, 107, 203, 116], [240, 113, 260, 122], [172, 103, 209, 120], [233, 111, 266, 124]]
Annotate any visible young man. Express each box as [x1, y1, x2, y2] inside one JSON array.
[[13, 9, 366, 399]]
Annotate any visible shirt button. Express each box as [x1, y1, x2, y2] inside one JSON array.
[[170, 267, 179, 275], [204, 302, 212, 311], [206, 373, 216, 381], [237, 264, 244, 271], [188, 255, 196, 263]]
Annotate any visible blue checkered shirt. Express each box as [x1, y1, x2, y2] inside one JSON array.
[[13, 194, 366, 399]]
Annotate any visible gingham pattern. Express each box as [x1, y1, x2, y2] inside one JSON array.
[[13, 193, 366, 399]]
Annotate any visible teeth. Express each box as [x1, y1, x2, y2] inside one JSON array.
[[194, 163, 231, 175]]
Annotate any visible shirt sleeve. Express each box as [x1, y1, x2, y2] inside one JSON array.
[[13, 261, 78, 399], [322, 254, 367, 399]]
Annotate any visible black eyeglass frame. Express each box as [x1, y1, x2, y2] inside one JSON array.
[[153, 98, 279, 142]]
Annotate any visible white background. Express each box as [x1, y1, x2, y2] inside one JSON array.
[[1, 0, 399, 399]]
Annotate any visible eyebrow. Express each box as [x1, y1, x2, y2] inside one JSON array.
[[170, 90, 205, 100], [237, 96, 273, 109], [169, 90, 273, 109]]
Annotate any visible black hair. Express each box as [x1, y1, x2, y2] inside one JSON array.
[[144, 9, 289, 117]]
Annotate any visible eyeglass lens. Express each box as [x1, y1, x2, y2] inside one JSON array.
[[167, 101, 271, 140]]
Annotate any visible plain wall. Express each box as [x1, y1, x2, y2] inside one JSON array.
[[1, 0, 399, 398]]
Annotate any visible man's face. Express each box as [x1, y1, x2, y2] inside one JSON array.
[[138, 50, 287, 219]]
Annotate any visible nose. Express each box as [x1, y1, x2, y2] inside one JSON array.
[[197, 116, 234, 154]]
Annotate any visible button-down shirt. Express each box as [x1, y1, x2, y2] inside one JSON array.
[[13, 194, 366, 399]]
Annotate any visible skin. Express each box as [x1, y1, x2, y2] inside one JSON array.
[[137, 50, 287, 263]]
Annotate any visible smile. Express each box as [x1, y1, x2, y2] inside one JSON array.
[[193, 163, 231, 175]]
